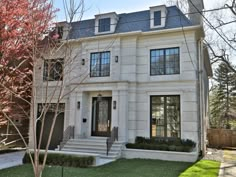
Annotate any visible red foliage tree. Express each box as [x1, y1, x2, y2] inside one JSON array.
[[0, 0, 55, 125]]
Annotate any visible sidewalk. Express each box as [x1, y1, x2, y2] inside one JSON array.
[[0, 151, 25, 170], [219, 150, 236, 177]]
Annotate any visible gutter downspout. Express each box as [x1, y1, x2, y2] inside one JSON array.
[[197, 37, 204, 156]]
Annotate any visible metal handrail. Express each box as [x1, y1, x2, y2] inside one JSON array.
[[106, 127, 118, 156], [59, 126, 74, 150]]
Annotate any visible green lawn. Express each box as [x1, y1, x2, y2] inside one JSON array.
[[0, 159, 192, 177], [179, 160, 220, 177]]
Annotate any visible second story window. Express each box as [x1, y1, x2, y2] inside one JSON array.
[[98, 18, 111, 32], [43, 58, 63, 81], [150, 47, 180, 75], [90, 51, 110, 77], [154, 11, 161, 26]]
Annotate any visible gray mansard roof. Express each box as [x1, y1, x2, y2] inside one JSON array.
[[69, 6, 192, 39]]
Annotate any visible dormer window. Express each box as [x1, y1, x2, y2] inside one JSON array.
[[95, 12, 118, 35], [150, 5, 167, 29], [98, 18, 111, 32], [154, 11, 161, 26], [54, 22, 70, 40], [57, 26, 64, 39]]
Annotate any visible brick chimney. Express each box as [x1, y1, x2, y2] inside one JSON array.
[[188, 0, 204, 25]]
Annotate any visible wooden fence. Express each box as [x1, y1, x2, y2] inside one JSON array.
[[207, 129, 236, 148]]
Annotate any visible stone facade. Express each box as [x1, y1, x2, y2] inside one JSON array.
[[29, 3, 212, 155]]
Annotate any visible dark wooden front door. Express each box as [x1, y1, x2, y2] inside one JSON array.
[[92, 97, 112, 137]]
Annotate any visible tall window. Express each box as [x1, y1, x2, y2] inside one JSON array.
[[150, 47, 180, 75], [98, 18, 111, 32], [154, 11, 161, 26], [90, 51, 110, 77], [43, 58, 63, 81], [151, 95, 180, 138]]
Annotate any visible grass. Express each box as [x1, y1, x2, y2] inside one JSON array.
[[179, 160, 220, 177], [0, 159, 192, 177]]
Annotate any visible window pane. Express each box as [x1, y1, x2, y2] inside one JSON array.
[[151, 96, 165, 137], [150, 48, 179, 75], [150, 49, 164, 75], [98, 18, 111, 32], [90, 53, 100, 77], [151, 95, 180, 138], [165, 48, 179, 74], [90, 52, 110, 77], [154, 11, 161, 26], [166, 96, 180, 138], [43, 59, 63, 81]]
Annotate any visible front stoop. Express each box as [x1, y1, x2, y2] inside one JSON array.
[[59, 137, 124, 164]]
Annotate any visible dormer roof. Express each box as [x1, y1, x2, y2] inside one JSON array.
[[69, 6, 192, 39]]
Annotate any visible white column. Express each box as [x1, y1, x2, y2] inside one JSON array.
[[118, 90, 128, 142], [74, 92, 82, 138], [75, 91, 90, 138], [112, 91, 119, 128], [68, 92, 77, 138]]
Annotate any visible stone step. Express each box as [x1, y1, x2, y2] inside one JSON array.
[[63, 144, 121, 150], [62, 148, 119, 156], [65, 141, 122, 147], [68, 139, 123, 144], [60, 138, 124, 160]]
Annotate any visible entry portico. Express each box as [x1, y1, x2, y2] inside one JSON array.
[[67, 82, 129, 142]]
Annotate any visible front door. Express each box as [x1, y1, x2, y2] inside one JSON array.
[[92, 97, 112, 137]]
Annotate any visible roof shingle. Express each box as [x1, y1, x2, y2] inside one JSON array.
[[69, 6, 192, 39]]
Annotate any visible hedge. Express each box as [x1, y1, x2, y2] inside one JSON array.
[[126, 137, 196, 152], [23, 152, 94, 168]]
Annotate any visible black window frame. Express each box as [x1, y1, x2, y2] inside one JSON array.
[[150, 47, 180, 76], [98, 18, 111, 32], [154, 11, 161, 26], [90, 51, 110, 77], [150, 95, 181, 138], [43, 58, 64, 81]]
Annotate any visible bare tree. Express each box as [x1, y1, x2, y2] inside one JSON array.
[[0, 0, 90, 176]]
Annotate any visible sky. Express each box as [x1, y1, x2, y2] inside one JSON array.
[[53, 0, 224, 21]]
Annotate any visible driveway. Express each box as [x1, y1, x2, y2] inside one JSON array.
[[219, 150, 236, 177], [0, 151, 25, 170]]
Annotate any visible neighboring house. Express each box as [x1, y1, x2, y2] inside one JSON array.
[[29, 0, 212, 161]]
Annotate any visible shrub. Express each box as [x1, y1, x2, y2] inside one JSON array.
[[135, 137, 146, 144], [183, 146, 194, 152], [175, 146, 184, 152], [168, 145, 176, 151], [23, 152, 94, 168], [159, 144, 169, 151], [126, 137, 196, 152], [181, 139, 196, 148]]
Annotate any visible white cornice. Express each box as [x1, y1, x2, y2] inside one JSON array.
[[66, 25, 203, 43]]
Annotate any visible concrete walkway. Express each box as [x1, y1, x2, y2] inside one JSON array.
[[219, 150, 236, 177], [0, 151, 25, 170]]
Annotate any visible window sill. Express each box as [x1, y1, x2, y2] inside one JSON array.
[[95, 31, 114, 35]]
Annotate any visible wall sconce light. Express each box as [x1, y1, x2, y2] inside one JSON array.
[[113, 100, 117, 109], [97, 93, 102, 102], [77, 101, 80, 109], [115, 56, 119, 63], [81, 59, 85, 65]]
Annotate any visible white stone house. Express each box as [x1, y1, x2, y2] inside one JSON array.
[[29, 0, 212, 161]]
